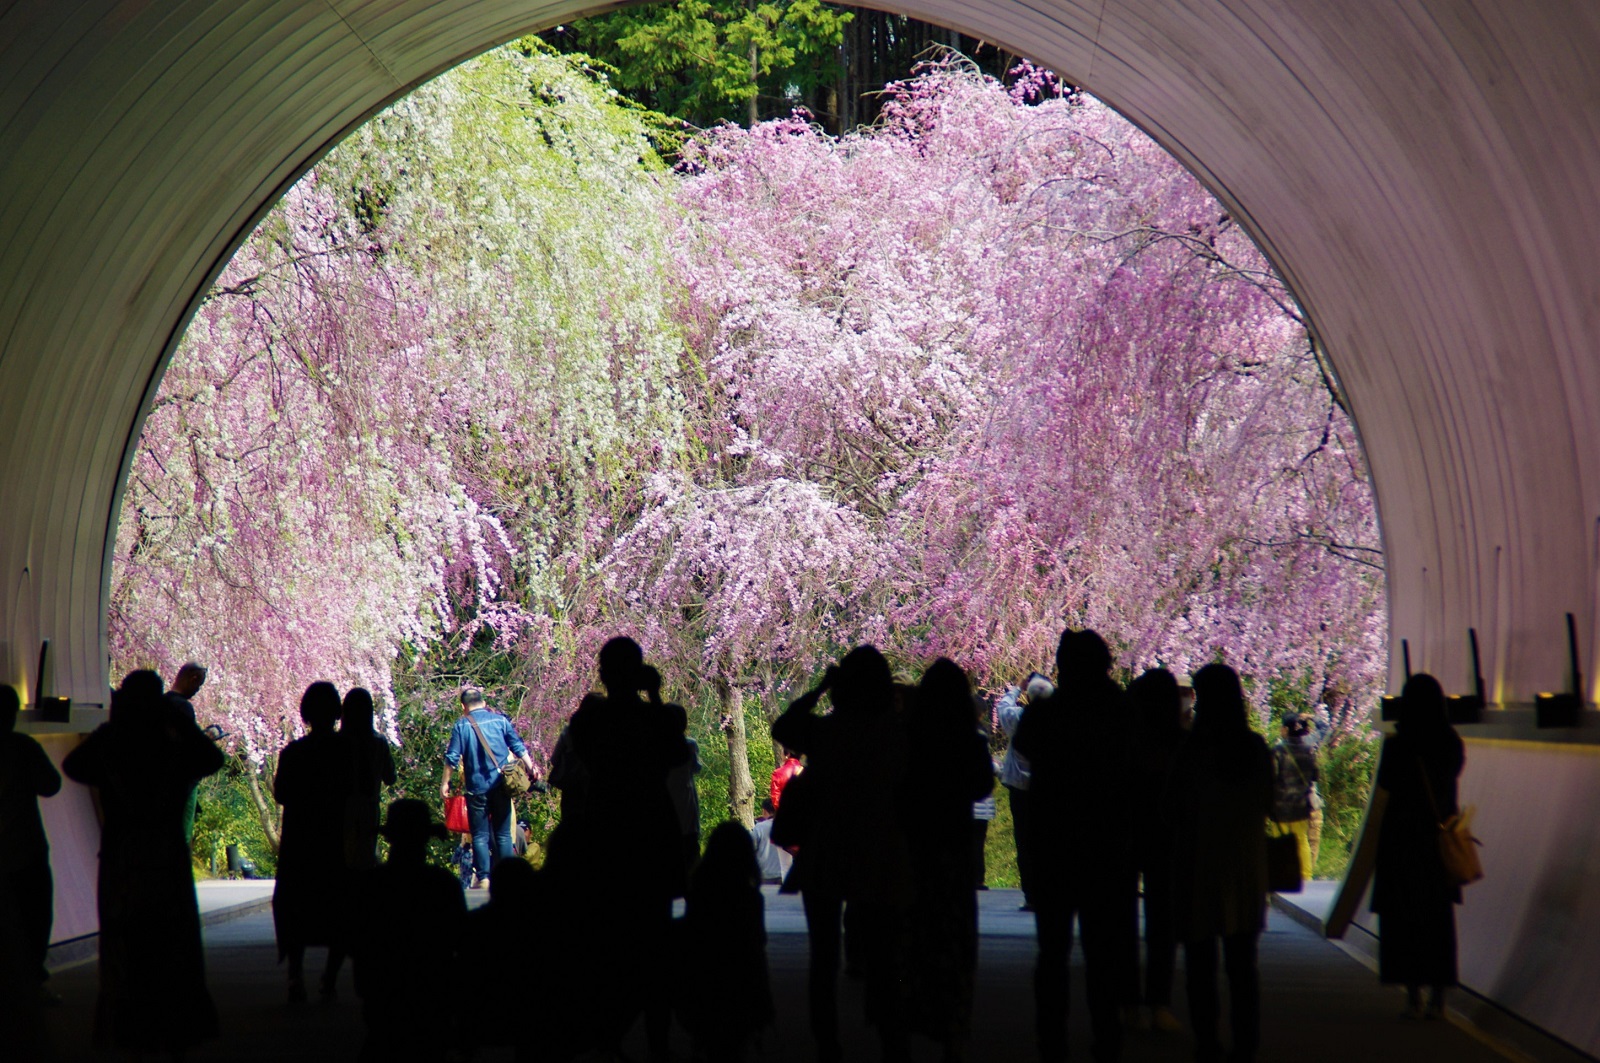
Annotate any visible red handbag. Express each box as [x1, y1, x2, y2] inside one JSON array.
[[444, 794, 470, 835]]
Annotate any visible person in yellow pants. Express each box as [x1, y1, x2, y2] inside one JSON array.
[[1269, 713, 1320, 879]]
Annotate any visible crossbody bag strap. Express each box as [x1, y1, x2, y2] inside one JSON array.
[[464, 711, 506, 777]]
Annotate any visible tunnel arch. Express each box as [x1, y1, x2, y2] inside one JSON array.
[[3, 0, 1598, 1051]]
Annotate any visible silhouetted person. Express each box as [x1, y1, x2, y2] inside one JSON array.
[[771, 645, 912, 1063], [1372, 672, 1465, 1020], [665, 701, 703, 873], [1126, 667, 1186, 1033], [462, 857, 543, 1058], [0, 684, 62, 1011], [273, 681, 351, 1002], [166, 662, 207, 843], [1171, 663, 1271, 1063], [350, 799, 466, 1062], [340, 687, 396, 870], [164, 662, 206, 725], [441, 686, 536, 890], [904, 659, 995, 1063], [548, 639, 687, 1060], [1011, 629, 1134, 1063], [997, 672, 1052, 912], [1270, 711, 1320, 882], [677, 821, 775, 1063], [63, 670, 224, 1058]]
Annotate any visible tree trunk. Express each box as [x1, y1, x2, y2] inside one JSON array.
[[244, 764, 282, 854], [748, 35, 760, 127], [718, 678, 757, 829]]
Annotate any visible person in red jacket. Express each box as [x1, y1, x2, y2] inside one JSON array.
[[769, 748, 804, 809]]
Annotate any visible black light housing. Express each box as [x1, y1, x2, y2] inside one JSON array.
[[1536, 613, 1585, 729], [26, 696, 71, 723], [1447, 628, 1487, 724], [22, 640, 72, 722]]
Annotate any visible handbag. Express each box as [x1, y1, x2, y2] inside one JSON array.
[[1418, 758, 1483, 886], [444, 793, 470, 834], [465, 709, 534, 798], [1266, 821, 1303, 893]]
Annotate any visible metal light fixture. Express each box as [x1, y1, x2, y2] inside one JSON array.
[[1380, 639, 1411, 721], [21, 640, 71, 723], [1445, 628, 1486, 724], [1535, 613, 1584, 729]]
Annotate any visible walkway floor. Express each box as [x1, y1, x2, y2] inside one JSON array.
[[40, 886, 1515, 1062]]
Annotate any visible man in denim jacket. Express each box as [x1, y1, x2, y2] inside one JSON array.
[[441, 687, 537, 888]]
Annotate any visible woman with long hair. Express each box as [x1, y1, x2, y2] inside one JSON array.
[[339, 687, 396, 870], [1171, 663, 1272, 1063], [272, 681, 351, 1002], [1371, 673, 1466, 1019]]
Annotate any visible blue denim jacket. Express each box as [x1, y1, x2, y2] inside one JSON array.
[[444, 709, 528, 795]]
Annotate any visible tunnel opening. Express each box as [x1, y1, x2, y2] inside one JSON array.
[[106, 19, 1384, 886]]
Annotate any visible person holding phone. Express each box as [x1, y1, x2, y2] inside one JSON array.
[[997, 670, 1054, 911]]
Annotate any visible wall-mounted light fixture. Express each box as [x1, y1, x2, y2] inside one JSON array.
[[1535, 613, 1585, 728], [1380, 639, 1411, 721], [21, 640, 71, 723], [1445, 628, 1486, 724]]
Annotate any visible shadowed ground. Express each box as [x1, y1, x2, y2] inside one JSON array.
[[40, 886, 1512, 1062]]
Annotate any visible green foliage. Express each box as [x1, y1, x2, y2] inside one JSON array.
[[1311, 725, 1379, 878], [545, 0, 852, 129], [191, 760, 277, 878], [981, 784, 1019, 889]]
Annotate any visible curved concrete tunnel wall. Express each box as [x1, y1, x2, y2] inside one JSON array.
[[2, 0, 1598, 1050]]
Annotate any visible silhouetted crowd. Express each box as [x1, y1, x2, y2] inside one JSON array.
[[0, 629, 1468, 1063]]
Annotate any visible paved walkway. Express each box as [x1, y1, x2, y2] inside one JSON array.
[[40, 886, 1517, 1062]]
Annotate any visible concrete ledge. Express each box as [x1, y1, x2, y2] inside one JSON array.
[[47, 880, 276, 972]]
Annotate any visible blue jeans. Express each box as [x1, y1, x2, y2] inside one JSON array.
[[466, 787, 513, 879]]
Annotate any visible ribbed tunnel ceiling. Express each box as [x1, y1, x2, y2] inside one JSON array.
[[3, 0, 1599, 708], [7, 2, 1600, 1050]]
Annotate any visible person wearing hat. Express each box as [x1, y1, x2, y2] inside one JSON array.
[[1269, 712, 1321, 881], [351, 799, 467, 1061]]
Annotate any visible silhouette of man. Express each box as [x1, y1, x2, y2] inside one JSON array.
[[165, 661, 206, 723], [0, 685, 62, 1002], [350, 799, 466, 1062], [1012, 629, 1136, 1063], [553, 640, 687, 1062], [166, 661, 207, 843], [771, 645, 912, 1063], [441, 687, 536, 890], [63, 670, 225, 1055]]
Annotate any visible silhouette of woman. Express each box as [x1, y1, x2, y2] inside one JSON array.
[[678, 820, 775, 1063], [1127, 667, 1186, 1032], [1171, 663, 1272, 1063], [904, 658, 996, 1063], [1371, 672, 1465, 1019], [63, 670, 224, 1057], [771, 644, 912, 1063], [340, 687, 396, 870], [272, 681, 352, 1002]]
